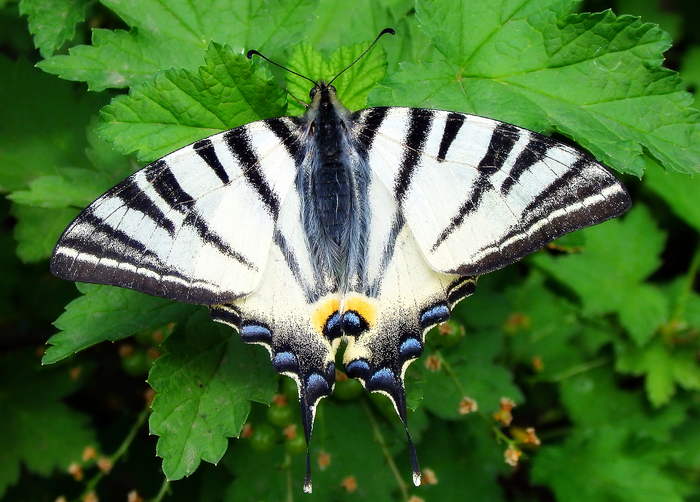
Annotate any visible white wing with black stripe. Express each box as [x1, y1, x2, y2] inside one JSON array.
[[353, 107, 631, 276], [51, 118, 303, 304]]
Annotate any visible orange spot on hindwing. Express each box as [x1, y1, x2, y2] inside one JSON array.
[[344, 295, 378, 328], [311, 297, 341, 333]]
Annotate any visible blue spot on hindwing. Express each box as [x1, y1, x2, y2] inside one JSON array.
[[240, 324, 272, 344], [306, 373, 332, 402], [345, 359, 370, 380], [323, 311, 343, 340], [419, 304, 450, 328], [272, 351, 298, 373], [399, 338, 423, 360], [342, 311, 368, 336], [369, 367, 396, 391]]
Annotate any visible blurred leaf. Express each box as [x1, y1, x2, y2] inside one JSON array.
[[532, 426, 686, 502], [616, 338, 700, 407], [421, 328, 523, 419], [560, 366, 686, 440], [19, 0, 87, 57], [0, 350, 96, 498], [416, 418, 508, 502], [617, 0, 682, 41], [644, 159, 700, 233], [680, 46, 700, 91], [223, 400, 397, 500], [532, 205, 668, 346], [0, 55, 105, 192], [11, 204, 79, 263]]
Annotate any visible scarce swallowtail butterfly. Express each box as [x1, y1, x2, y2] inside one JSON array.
[[50, 29, 631, 492]]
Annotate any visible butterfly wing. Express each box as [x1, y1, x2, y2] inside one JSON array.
[[210, 179, 340, 493], [353, 107, 631, 276], [51, 117, 303, 305], [343, 168, 477, 485], [343, 106, 630, 485]]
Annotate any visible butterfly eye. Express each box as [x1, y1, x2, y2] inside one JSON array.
[[328, 85, 336, 93], [309, 87, 318, 100]]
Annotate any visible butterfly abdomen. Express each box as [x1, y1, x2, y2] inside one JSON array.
[[300, 84, 370, 286]]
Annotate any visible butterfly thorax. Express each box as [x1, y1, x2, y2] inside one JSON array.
[[299, 83, 369, 291]]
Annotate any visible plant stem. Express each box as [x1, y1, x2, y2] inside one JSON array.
[[361, 398, 409, 501], [74, 408, 150, 501]]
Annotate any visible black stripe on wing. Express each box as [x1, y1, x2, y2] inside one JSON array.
[[353, 107, 390, 154], [394, 108, 434, 203], [194, 138, 230, 184], [437, 112, 466, 162], [430, 123, 521, 251], [274, 229, 320, 304], [113, 175, 176, 236], [365, 213, 404, 297], [500, 135, 555, 196], [224, 127, 280, 216], [145, 160, 196, 213], [451, 159, 631, 276], [265, 116, 305, 160]]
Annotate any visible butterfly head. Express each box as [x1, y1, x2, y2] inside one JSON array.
[[305, 81, 352, 134]]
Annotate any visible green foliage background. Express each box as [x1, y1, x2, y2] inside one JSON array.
[[1, 0, 700, 500]]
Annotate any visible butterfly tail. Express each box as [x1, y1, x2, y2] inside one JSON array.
[[299, 370, 336, 494], [386, 377, 422, 487], [345, 359, 422, 486]]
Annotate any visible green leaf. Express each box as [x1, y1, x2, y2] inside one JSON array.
[[372, 1, 700, 177], [37, 0, 317, 91], [531, 205, 668, 346], [616, 338, 700, 407], [97, 42, 287, 162], [149, 309, 276, 481], [11, 204, 79, 263], [560, 366, 686, 440], [44, 284, 200, 364], [644, 158, 700, 233], [0, 350, 96, 498], [532, 426, 686, 502], [19, 0, 87, 57], [285, 39, 390, 114]]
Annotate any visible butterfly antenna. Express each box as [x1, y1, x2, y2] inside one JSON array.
[[328, 28, 395, 86], [246, 49, 316, 85]]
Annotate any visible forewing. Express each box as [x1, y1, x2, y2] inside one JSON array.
[[51, 117, 303, 305], [353, 107, 631, 276]]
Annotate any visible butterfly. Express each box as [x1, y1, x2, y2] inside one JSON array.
[[50, 29, 631, 492]]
